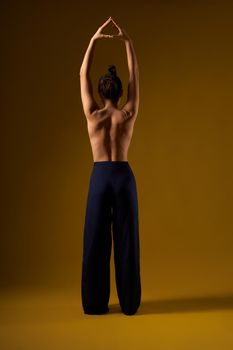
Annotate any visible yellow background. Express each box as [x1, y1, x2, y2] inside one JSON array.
[[2, 0, 233, 301]]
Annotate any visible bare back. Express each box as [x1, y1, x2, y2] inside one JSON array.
[[86, 107, 136, 162]]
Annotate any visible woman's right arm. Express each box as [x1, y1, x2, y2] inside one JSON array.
[[111, 18, 139, 120], [123, 38, 140, 120]]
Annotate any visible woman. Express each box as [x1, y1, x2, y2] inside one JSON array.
[[80, 16, 141, 316]]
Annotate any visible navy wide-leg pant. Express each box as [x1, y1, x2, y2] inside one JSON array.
[[81, 161, 141, 315]]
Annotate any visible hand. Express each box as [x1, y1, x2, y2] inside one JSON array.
[[110, 17, 131, 42], [91, 17, 115, 41]]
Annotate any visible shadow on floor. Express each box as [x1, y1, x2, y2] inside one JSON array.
[[109, 293, 233, 316]]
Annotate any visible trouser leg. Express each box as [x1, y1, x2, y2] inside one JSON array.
[[112, 169, 141, 315], [81, 172, 112, 315]]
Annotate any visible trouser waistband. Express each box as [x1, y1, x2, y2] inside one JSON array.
[[93, 161, 129, 166]]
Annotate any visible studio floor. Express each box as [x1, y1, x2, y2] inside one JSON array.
[[1, 289, 233, 350]]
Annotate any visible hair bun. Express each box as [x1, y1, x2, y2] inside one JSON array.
[[108, 65, 117, 76]]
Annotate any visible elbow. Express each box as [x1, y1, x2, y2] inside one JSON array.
[[80, 69, 90, 76], [79, 67, 86, 75]]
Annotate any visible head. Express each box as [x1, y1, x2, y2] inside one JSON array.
[[98, 65, 123, 106]]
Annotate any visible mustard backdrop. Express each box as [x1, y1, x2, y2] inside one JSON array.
[[1, 0, 233, 300]]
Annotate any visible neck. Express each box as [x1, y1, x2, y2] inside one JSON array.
[[103, 99, 118, 108]]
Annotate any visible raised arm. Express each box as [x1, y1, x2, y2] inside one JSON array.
[[111, 18, 139, 120], [79, 17, 114, 119]]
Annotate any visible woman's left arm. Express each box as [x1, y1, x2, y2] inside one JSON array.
[[80, 17, 114, 119], [80, 38, 99, 118]]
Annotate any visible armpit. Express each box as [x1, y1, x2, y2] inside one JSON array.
[[122, 109, 133, 120]]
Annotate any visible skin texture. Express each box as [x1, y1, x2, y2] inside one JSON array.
[[80, 17, 139, 161]]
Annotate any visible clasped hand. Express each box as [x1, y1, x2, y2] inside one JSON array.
[[91, 16, 130, 42]]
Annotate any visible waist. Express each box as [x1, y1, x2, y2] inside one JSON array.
[[93, 160, 129, 166]]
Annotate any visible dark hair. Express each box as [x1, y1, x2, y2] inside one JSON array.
[[98, 65, 123, 104]]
